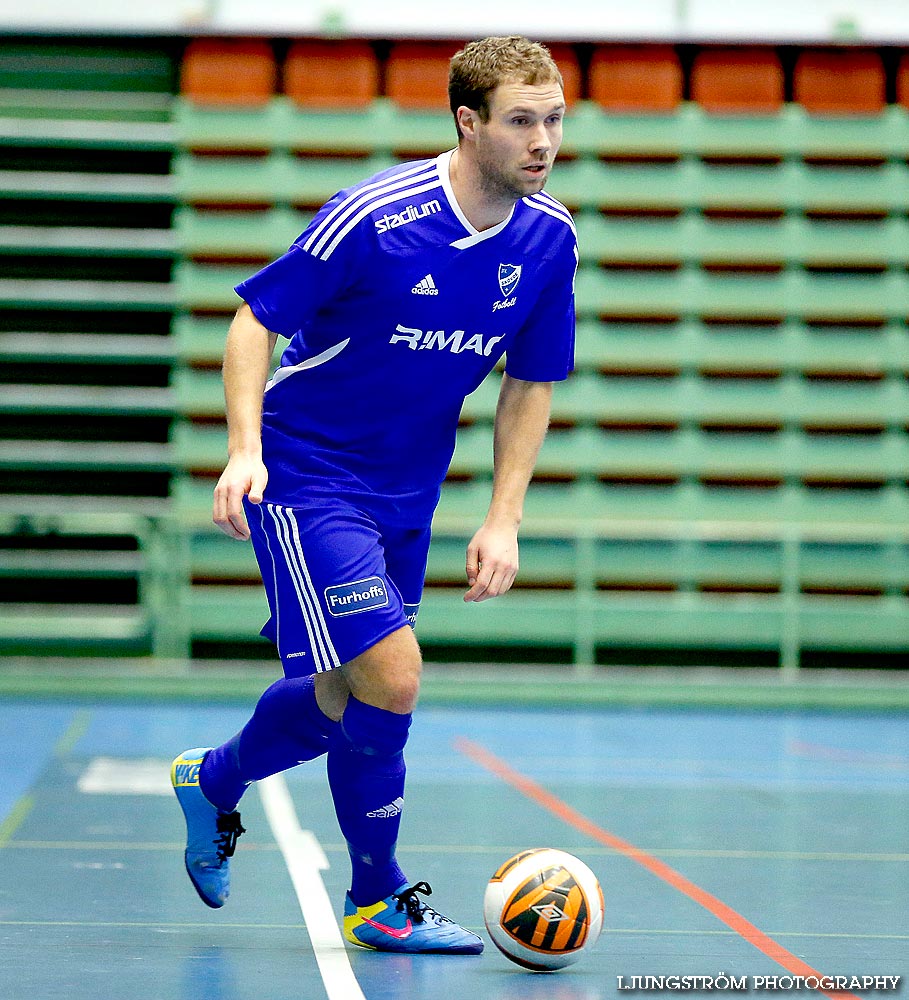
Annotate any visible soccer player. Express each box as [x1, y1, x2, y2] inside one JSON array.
[[171, 35, 577, 954]]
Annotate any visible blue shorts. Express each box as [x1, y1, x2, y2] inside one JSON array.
[[245, 497, 431, 677]]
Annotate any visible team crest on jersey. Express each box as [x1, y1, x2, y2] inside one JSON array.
[[498, 263, 522, 298]]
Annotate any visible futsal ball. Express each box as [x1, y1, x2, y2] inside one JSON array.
[[483, 848, 604, 971]]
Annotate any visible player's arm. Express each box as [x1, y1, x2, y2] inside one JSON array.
[[464, 374, 553, 602], [212, 303, 278, 540]]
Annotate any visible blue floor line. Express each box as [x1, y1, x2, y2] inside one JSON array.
[[0, 704, 80, 824]]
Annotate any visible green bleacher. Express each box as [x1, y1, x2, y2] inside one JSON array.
[[2, 36, 908, 672], [0, 38, 177, 655]]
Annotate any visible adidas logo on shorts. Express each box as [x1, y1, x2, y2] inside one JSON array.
[[411, 274, 439, 295]]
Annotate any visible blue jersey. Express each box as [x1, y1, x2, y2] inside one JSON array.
[[236, 150, 577, 525]]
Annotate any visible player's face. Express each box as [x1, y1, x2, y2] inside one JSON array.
[[472, 79, 565, 202]]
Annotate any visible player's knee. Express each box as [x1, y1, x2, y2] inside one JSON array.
[[344, 627, 422, 714], [340, 695, 412, 757], [375, 663, 421, 715], [343, 670, 419, 716]]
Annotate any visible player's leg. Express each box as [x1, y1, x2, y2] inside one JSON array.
[[334, 632, 480, 954], [172, 676, 350, 909], [172, 499, 352, 907], [173, 499, 418, 907], [328, 625, 418, 908], [174, 499, 480, 949], [210, 499, 422, 798], [327, 526, 483, 955], [198, 669, 346, 813], [326, 517, 426, 906]]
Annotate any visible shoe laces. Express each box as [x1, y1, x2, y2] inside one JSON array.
[[214, 811, 245, 864], [392, 881, 452, 926]]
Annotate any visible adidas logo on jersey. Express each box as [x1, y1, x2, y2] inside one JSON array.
[[411, 274, 439, 296]]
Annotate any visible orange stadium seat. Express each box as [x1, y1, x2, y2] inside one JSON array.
[[284, 40, 379, 108], [793, 49, 885, 114], [180, 38, 277, 105], [386, 41, 462, 110], [386, 40, 579, 112], [691, 48, 784, 114], [546, 43, 582, 107], [897, 50, 909, 109], [588, 45, 682, 113]]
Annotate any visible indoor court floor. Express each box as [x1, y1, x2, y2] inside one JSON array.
[[0, 697, 905, 1000]]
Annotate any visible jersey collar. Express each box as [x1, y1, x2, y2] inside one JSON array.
[[437, 149, 515, 249]]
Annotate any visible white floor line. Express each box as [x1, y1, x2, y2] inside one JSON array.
[[259, 774, 366, 1000], [78, 757, 173, 795]]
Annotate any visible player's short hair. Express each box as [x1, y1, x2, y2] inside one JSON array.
[[449, 36, 563, 138]]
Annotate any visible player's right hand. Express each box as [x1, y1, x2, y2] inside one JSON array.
[[212, 454, 268, 540]]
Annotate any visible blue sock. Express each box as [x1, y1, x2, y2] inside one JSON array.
[[200, 674, 339, 812], [327, 696, 411, 906]]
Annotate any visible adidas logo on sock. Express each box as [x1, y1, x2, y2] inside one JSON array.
[[366, 797, 405, 818], [411, 274, 439, 296]]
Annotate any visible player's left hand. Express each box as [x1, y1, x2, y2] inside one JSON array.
[[464, 523, 519, 602]]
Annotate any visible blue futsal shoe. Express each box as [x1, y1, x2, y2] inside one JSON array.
[[171, 748, 245, 909], [343, 881, 484, 954]]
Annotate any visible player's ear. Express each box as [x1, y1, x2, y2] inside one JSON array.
[[456, 106, 479, 141]]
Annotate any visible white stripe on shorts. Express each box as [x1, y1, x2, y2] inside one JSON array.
[[256, 502, 282, 647], [280, 506, 341, 671], [266, 503, 341, 671], [265, 504, 325, 669]]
